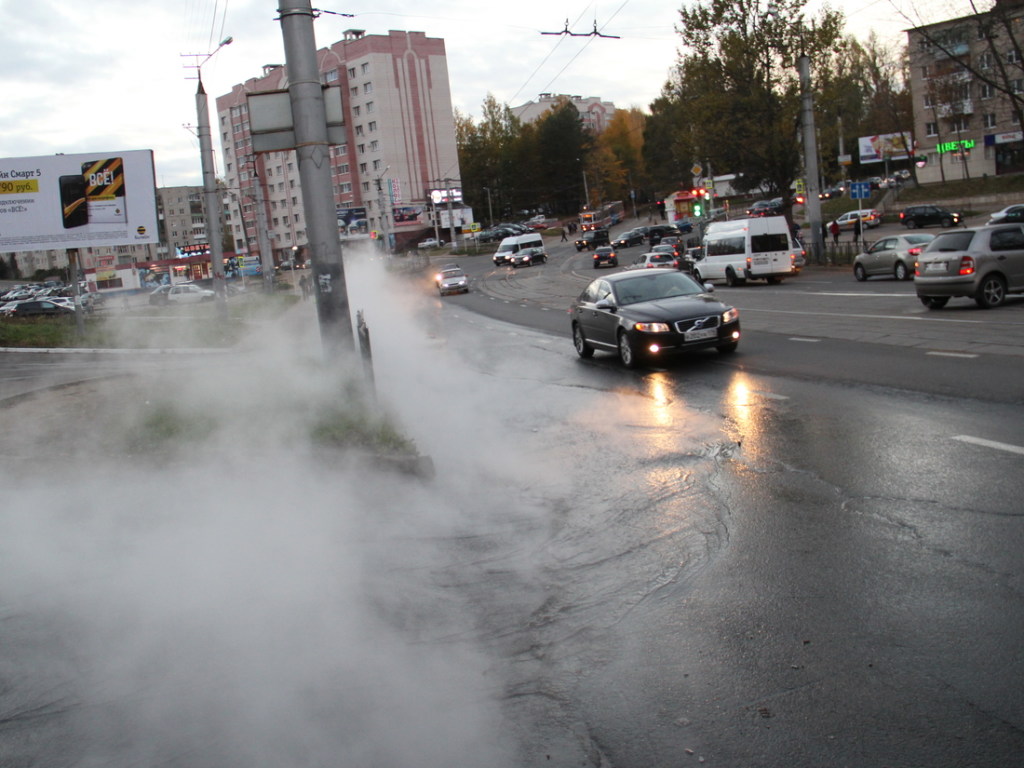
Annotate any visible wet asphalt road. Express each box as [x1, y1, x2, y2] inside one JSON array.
[[410, 237, 1024, 766], [1, 245, 1022, 767]]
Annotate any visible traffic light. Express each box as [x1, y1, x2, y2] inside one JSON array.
[[693, 201, 703, 217]]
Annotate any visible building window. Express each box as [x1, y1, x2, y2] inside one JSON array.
[[350, 86, 359, 98], [984, 113, 997, 128], [325, 69, 338, 83], [950, 116, 969, 132], [339, 163, 349, 174], [366, 101, 374, 113], [373, 159, 382, 171], [340, 182, 352, 193], [1013, 79, 1024, 94], [979, 51, 994, 69], [370, 140, 379, 152], [363, 82, 373, 94], [368, 121, 377, 132], [358, 144, 365, 154], [359, 162, 367, 173], [355, 125, 364, 136], [921, 65, 930, 80], [926, 121, 939, 137], [348, 67, 356, 78], [361, 62, 369, 74], [924, 93, 934, 108], [980, 82, 994, 99], [1007, 49, 1022, 65], [362, 181, 370, 193]]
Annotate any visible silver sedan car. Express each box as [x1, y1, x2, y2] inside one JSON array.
[[853, 233, 935, 281]]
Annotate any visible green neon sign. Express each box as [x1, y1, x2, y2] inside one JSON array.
[[936, 139, 976, 154]]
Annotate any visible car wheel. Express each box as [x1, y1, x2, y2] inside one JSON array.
[[725, 268, 739, 286], [906, 219, 919, 229], [940, 217, 953, 228], [692, 269, 702, 283], [894, 261, 909, 281], [717, 341, 738, 354], [617, 330, 640, 368], [975, 274, 1007, 308], [572, 323, 594, 358], [853, 263, 867, 282], [919, 295, 949, 309]]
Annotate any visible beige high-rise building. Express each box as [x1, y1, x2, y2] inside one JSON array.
[[216, 29, 463, 258]]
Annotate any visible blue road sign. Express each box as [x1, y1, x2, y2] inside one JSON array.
[[849, 181, 872, 200]]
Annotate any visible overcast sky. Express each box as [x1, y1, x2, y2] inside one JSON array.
[[1, 0, 967, 187]]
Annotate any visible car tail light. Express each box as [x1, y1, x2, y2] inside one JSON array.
[[958, 256, 975, 276], [899, 211, 906, 220], [746, 256, 752, 269], [908, 247, 922, 257]]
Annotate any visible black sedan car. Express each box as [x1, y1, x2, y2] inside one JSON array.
[[612, 227, 647, 248], [570, 270, 740, 369], [575, 228, 610, 251]]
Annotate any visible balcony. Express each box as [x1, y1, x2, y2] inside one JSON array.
[[938, 99, 974, 117]]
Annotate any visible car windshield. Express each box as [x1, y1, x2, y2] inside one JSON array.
[[613, 272, 702, 305], [926, 231, 975, 252], [441, 269, 464, 279]]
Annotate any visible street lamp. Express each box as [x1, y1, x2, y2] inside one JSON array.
[[192, 36, 233, 315]]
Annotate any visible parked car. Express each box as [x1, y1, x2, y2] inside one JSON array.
[[612, 228, 647, 248], [2, 299, 75, 318], [509, 246, 548, 268], [417, 237, 446, 249], [853, 233, 935, 281], [575, 228, 610, 252], [915, 224, 1024, 309], [436, 266, 469, 296], [569, 269, 740, 368], [819, 186, 844, 200], [831, 209, 883, 231], [149, 283, 215, 305], [591, 246, 619, 268], [625, 251, 679, 270], [988, 204, 1024, 224], [746, 198, 784, 217], [899, 204, 962, 229]]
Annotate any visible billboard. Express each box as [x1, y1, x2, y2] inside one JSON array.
[[337, 206, 367, 235], [0, 149, 158, 252], [858, 132, 912, 164]]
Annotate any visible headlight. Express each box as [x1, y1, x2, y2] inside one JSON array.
[[633, 322, 670, 333], [722, 308, 739, 324]]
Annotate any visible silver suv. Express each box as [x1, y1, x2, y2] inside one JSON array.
[[915, 225, 1024, 309]]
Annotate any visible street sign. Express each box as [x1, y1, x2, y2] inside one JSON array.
[[849, 181, 872, 200], [691, 163, 702, 176]]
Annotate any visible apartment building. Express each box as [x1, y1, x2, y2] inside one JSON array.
[[216, 29, 462, 258], [513, 93, 617, 134], [907, 0, 1024, 182]]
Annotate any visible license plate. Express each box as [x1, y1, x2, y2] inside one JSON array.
[[684, 328, 717, 341], [925, 261, 946, 273]]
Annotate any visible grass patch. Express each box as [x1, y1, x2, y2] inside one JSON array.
[[310, 404, 416, 455]]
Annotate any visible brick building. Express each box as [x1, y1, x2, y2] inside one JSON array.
[[907, 0, 1024, 181]]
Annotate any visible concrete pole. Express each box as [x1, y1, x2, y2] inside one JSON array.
[[445, 179, 456, 248], [196, 77, 228, 315], [250, 166, 275, 293], [277, 0, 354, 358], [798, 54, 824, 265]]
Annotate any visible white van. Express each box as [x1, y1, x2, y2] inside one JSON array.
[[696, 216, 799, 285], [493, 233, 544, 266]]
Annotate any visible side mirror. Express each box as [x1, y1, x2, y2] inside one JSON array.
[[703, 282, 715, 293], [595, 298, 616, 311]]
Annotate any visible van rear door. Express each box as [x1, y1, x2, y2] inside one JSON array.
[[746, 230, 795, 280]]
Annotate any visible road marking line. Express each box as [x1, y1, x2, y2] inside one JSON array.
[[952, 435, 1024, 456], [789, 337, 820, 342], [742, 308, 985, 324], [927, 351, 979, 359]]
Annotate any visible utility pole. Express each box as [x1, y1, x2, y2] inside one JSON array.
[[250, 165, 275, 293], [482, 186, 494, 227], [194, 44, 231, 317], [278, 0, 354, 358], [445, 178, 457, 248], [799, 54, 824, 265], [374, 167, 391, 252]]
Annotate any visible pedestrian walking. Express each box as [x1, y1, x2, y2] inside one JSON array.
[[829, 220, 840, 245], [852, 217, 862, 245], [560, 226, 568, 242]]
